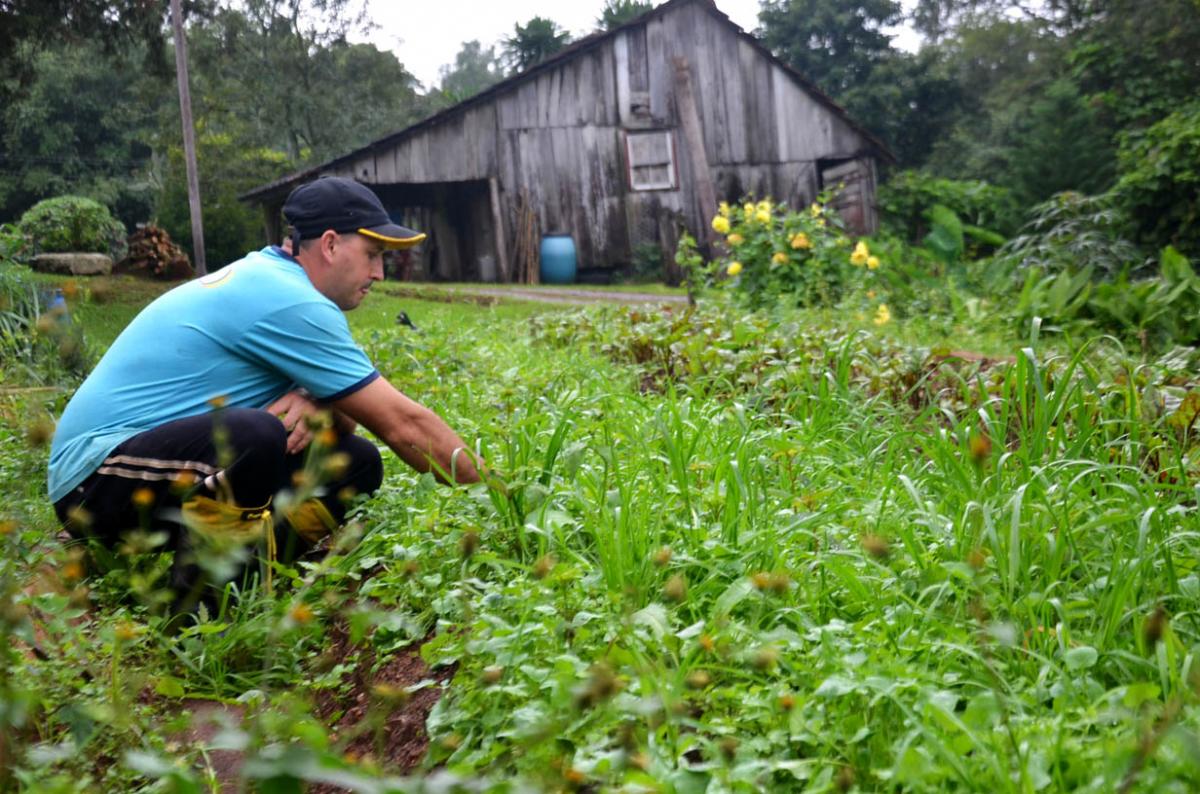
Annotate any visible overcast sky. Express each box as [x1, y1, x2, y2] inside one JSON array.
[[355, 0, 918, 91]]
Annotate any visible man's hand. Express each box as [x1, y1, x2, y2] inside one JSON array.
[[266, 390, 324, 454]]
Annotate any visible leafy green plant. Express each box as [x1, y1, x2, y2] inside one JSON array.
[[1011, 246, 1200, 350], [996, 190, 1145, 280], [17, 196, 127, 259]]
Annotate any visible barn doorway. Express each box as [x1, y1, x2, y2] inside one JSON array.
[[373, 180, 499, 282]]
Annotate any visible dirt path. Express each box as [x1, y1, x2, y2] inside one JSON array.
[[461, 286, 688, 305]]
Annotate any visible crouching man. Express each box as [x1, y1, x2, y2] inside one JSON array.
[[47, 177, 480, 610]]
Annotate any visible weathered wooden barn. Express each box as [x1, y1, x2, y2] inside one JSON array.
[[242, 0, 891, 282]]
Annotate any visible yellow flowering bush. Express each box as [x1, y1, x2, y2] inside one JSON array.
[[709, 195, 883, 309]]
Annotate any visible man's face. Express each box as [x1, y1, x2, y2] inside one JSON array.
[[325, 233, 386, 310]]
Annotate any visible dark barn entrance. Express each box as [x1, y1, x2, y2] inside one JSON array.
[[373, 180, 499, 282]]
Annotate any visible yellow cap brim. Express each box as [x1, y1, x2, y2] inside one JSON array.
[[358, 228, 427, 250]]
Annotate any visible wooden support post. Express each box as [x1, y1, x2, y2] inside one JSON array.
[[170, 0, 206, 275], [488, 177, 510, 283], [672, 56, 718, 247]]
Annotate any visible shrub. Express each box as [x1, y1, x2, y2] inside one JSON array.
[[708, 196, 882, 310], [17, 196, 127, 258], [1114, 101, 1200, 258], [879, 171, 1023, 245]]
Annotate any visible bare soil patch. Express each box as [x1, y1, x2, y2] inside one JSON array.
[[309, 623, 456, 791]]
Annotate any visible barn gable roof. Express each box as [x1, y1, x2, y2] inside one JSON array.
[[241, 0, 893, 203]]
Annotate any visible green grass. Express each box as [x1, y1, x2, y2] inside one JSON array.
[[2, 276, 1199, 791]]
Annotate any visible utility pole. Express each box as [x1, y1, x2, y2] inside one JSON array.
[[170, 0, 206, 275]]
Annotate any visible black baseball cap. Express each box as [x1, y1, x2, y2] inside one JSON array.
[[283, 177, 426, 250]]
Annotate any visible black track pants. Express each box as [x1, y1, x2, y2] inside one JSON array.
[[53, 408, 383, 586]]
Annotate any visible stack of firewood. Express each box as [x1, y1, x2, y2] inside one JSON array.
[[509, 190, 540, 284], [117, 224, 192, 280]]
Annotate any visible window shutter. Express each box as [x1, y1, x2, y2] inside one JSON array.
[[625, 130, 677, 191]]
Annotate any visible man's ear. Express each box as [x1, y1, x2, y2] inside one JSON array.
[[320, 229, 340, 260]]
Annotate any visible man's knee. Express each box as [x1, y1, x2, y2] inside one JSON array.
[[218, 409, 288, 503], [220, 409, 288, 462]]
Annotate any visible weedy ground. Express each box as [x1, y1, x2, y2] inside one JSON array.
[[1, 278, 1198, 792]]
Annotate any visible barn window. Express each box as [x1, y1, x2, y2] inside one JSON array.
[[625, 130, 677, 191]]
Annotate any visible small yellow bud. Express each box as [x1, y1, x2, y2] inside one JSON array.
[[726, 233, 744, 245], [290, 603, 314, 624], [663, 573, 687, 603], [131, 487, 155, 509], [861, 533, 890, 560], [771, 251, 788, 265], [726, 261, 743, 277], [532, 553, 556, 579]]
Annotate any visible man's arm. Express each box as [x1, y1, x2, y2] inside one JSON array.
[[333, 377, 481, 484]]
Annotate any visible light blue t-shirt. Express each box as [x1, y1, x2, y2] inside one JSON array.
[[48, 246, 379, 502]]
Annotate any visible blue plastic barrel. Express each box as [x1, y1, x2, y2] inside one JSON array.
[[539, 234, 577, 284]]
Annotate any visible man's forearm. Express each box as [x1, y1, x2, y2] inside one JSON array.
[[382, 405, 480, 484]]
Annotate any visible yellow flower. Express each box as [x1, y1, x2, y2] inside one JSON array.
[[816, 218, 826, 227], [810, 203, 822, 217], [711, 215, 731, 234], [756, 199, 773, 214], [873, 303, 891, 326], [114, 621, 140, 642], [866, 289, 876, 300], [850, 241, 870, 266], [726, 233, 744, 245], [131, 487, 155, 509], [718, 201, 731, 218], [790, 232, 811, 250], [743, 202, 755, 216], [726, 261, 743, 276], [754, 209, 771, 224], [867, 255, 880, 270], [771, 251, 788, 266]]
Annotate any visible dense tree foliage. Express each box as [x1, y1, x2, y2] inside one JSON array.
[[760, 0, 902, 100], [759, 0, 1200, 254], [437, 41, 504, 103]]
